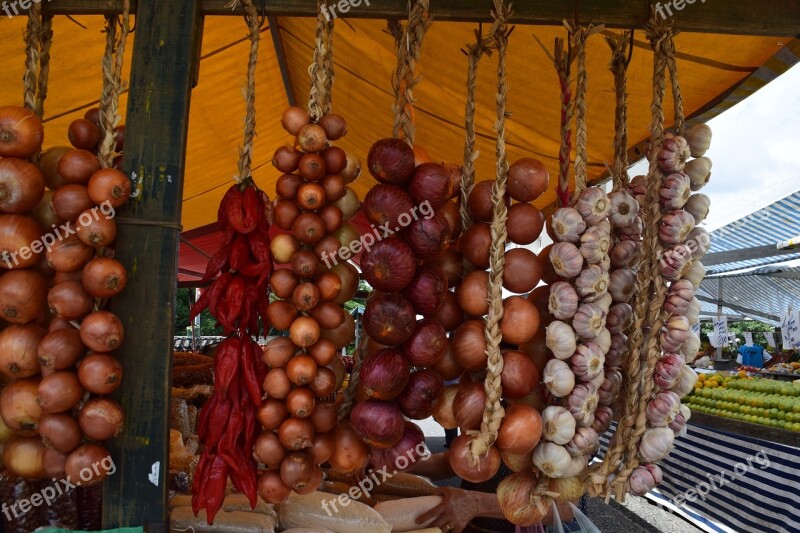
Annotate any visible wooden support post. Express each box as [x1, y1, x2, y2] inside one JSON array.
[[102, 0, 201, 529]]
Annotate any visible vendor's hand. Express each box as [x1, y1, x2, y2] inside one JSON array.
[[415, 487, 478, 533]]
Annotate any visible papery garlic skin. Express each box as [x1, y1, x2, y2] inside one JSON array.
[[684, 193, 710, 224], [549, 281, 580, 320], [659, 246, 693, 282], [680, 331, 701, 364], [629, 463, 663, 496], [567, 382, 600, 422], [570, 343, 606, 381], [576, 188, 612, 225], [573, 303, 607, 340], [592, 405, 614, 434], [684, 261, 705, 289], [594, 328, 612, 353], [686, 123, 712, 157], [563, 454, 590, 478], [605, 333, 628, 368], [606, 303, 633, 334], [608, 268, 637, 303], [670, 365, 698, 398], [660, 172, 692, 211], [654, 353, 686, 389], [664, 279, 695, 315], [550, 242, 584, 278], [551, 207, 587, 243], [543, 359, 576, 397], [609, 190, 640, 228], [639, 427, 675, 463], [546, 320, 578, 360], [618, 215, 643, 242], [542, 406, 577, 445], [598, 368, 623, 406], [685, 156, 712, 191], [686, 227, 711, 260], [565, 426, 600, 457], [646, 390, 682, 427], [580, 227, 612, 265], [594, 293, 613, 314], [533, 442, 573, 478], [661, 315, 691, 353], [658, 136, 691, 174], [610, 240, 640, 269], [669, 405, 691, 437], [628, 175, 647, 199], [660, 210, 696, 246], [575, 265, 610, 302]]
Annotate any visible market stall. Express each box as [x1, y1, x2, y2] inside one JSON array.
[[0, 1, 799, 532]]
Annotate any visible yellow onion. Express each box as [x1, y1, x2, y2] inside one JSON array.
[[497, 471, 551, 526]]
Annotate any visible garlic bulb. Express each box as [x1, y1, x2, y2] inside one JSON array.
[[563, 454, 590, 478], [605, 333, 628, 368], [551, 207, 587, 243], [576, 188, 611, 225], [594, 327, 612, 353], [669, 404, 691, 437], [629, 464, 663, 496], [608, 268, 636, 303], [654, 353, 686, 390], [618, 215, 643, 241], [549, 282, 580, 320], [685, 156, 712, 191], [610, 240, 640, 269], [684, 260, 705, 289], [660, 210, 696, 245], [606, 303, 633, 334], [546, 321, 577, 360], [684, 193, 711, 224], [572, 303, 607, 340], [543, 359, 576, 397], [565, 426, 599, 457], [600, 254, 611, 272], [627, 175, 647, 199], [686, 123, 712, 157], [598, 368, 623, 406], [670, 365, 698, 398], [659, 246, 693, 282], [550, 242, 584, 278], [575, 265, 610, 302], [661, 315, 690, 352], [646, 390, 682, 427], [589, 368, 606, 390], [639, 427, 675, 463], [659, 172, 691, 211], [609, 190, 640, 228], [592, 405, 614, 434], [595, 292, 613, 314], [533, 442, 573, 478], [664, 279, 695, 315], [680, 331, 701, 364], [570, 343, 605, 381], [542, 406, 577, 445], [567, 382, 599, 422], [685, 297, 701, 325], [687, 227, 711, 259], [596, 219, 611, 235], [580, 227, 611, 264], [657, 136, 691, 174]]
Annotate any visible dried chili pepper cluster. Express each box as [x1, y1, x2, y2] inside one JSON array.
[[190, 180, 273, 523]]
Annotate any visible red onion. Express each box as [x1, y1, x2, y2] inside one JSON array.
[[361, 237, 418, 293], [403, 264, 448, 316], [409, 163, 453, 210], [367, 138, 415, 184], [350, 399, 405, 449], [360, 348, 410, 400], [405, 212, 451, 261], [402, 319, 447, 367], [363, 292, 417, 346], [362, 184, 415, 230], [369, 422, 427, 472], [398, 369, 443, 420]]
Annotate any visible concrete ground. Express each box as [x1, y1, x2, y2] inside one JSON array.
[[418, 418, 704, 533]]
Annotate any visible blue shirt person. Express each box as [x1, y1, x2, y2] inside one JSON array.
[[736, 343, 772, 368]]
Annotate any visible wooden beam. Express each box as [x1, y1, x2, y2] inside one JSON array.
[[689, 412, 800, 448], [102, 0, 201, 529], [41, 0, 800, 36], [703, 244, 800, 267], [268, 16, 298, 107], [696, 295, 780, 322]]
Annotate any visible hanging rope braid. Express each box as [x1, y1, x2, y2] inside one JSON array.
[[308, 0, 335, 121], [469, 0, 512, 462], [389, 0, 432, 145], [228, 0, 260, 182], [606, 31, 633, 191], [665, 40, 686, 136], [534, 34, 573, 208], [35, 15, 53, 120], [337, 335, 367, 422], [98, 0, 131, 169], [459, 28, 495, 277], [23, 3, 43, 115]]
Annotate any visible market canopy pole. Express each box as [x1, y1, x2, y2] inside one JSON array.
[[102, 0, 201, 529], [42, 0, 800, 36]]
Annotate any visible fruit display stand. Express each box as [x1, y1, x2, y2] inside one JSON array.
[[1, 1, 800, 532]]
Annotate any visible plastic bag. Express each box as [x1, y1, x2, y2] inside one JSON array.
[[550, 500, 565, 533], [568, 502, 601, 533]]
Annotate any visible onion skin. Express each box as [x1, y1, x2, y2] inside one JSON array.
[[361, 237, 418, 293], [398, 370, 443, 420], [457, 270, 489, 317], [507, 158, 549, 203], [0, 105, 44, 158], [0, 324, 47, 379], [496, 404, 543, 455], [368, 138, 416, 184], [40, 413, 82, 453], [329, 421, 369, 474], [254, 430, 286, 467], [78, 352, 123, 395], [0, 158, 46, 214], [363, 184, 415, 230], [363, 292, 416, 346], [507, 203, 545, 245], [501, 351, 540, 400], [430, 291, 465, 332], [258, 469, 292, 504], [453, 382, 486, 431], [257, 399, 289, 430], [502, 248, 542, 294], [38, 371, 84, 414], [87, 168, 131, 208], [48, 280, 93, 320], [309, 431, 335, 464], [0, 214, 43, 269], [58, 149, 100, 185], [52, 184, 94, 222], [278, 417, 315, 451], [431, 341, 463, 381], [3, 436, 46, 478], [468, 180, 495, 222], [80, 311, 124, 353], [360, 348, 410, 400], [369, 422, 427, 472], [433, 384, 460, 429], [448, 434, 501, 483], [459, 222, 491, 269], [350, 399, 405, 449], [497, 471, 551, 525], [0, 377, 42, 436], [409, 163, 453, 210], [77, 210, 116, 246], [500, 296, 540, 345], [452, 320, 488, 371], [65, 443, 112, 486], [38, 328, 85, 372], [405, 212, 451, 261], [402, 318, 447, 367], [46, 234, 94, 273], [0, 269, 47, 324], [403, 264, 448, 316], [78, 398, 124, 440]]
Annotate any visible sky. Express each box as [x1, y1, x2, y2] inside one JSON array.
[[629, 64, 800, 232]]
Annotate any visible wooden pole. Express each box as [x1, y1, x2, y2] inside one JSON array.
[[102, 0, 201, 529]]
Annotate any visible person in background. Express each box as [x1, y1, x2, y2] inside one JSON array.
[[737, 342, 772, 368]]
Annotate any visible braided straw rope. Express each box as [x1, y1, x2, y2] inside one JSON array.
[[606, 31, 632, 191], [666, 44, 686, 136], [337, 335, 367, 422], [22, 3, 42, 114], [35, 16, 53, 120], [389, 0, 432, 145], [308, 0, 335, 121], [98, 0, 131, 169], [469, 0, 512, 462], [459, 29, 495, 277]]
